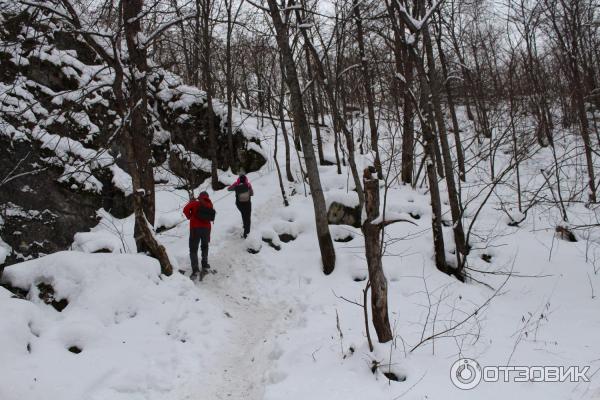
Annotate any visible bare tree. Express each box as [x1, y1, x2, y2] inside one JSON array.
[[38, 0, 176, 275], [265, 0, 336, 274]]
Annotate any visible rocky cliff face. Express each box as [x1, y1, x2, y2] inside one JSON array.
[[0, 2, 266, 267]]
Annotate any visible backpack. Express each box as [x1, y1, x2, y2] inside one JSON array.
[[196, 202, 216, 221], [235, 183, 251, 203]]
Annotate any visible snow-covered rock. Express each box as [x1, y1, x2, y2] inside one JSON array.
[[0, 251, 236, 400], [0, 1, 266, 266]]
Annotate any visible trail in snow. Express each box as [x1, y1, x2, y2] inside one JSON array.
[[171, 186, 291, 400], [191, 245, 280, 400]]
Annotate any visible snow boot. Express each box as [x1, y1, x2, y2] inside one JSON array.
[[190, 271, 199, 281], [199, 261, 211, 281], [199, 268, 209, 281]]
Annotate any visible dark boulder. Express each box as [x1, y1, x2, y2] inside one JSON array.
[[327, 201, 362, 228]]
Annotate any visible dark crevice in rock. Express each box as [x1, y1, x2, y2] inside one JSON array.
[[481, 254, 492, 263], [156, 224, 176, 234], [278, 233, 296, 243], [92, 248, 112, 253], [262, 238, 281, 251], [383, 372, 406, 382], [556, 226, 577, 242], [334, 235, 354, 243], [37, 282, 68, 312], [0, 281, 29, 299]]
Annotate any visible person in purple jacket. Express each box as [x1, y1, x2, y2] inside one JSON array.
[[227, 174, 254, 238]]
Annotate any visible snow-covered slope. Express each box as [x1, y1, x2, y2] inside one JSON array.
[[2, 103, 599, 400], [1, 251, 243, 400]]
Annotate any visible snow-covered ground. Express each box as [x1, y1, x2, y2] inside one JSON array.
[[1, 110, 599, 400]]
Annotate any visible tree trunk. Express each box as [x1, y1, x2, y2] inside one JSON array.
[[470, 44, 492, 140], [278, 59, 294, 182], [353, 0, 382, 179], [386, 2, 414, 184], [362, 167, 393, 343], [573, 65, 597, 203], [56, 0, 172, 275], [435, 32, 465, 181], [422, 113, 448, 275], [123, 0, 172, 275], [296, 12, 365, 210], [423, 27, 467, 275], [266, 95, 289, 207], [200, 0, 219, 188], [303, 37, 325, 166], [401, 69, 416, 184], [267, 0, 336, 274], [225, 0, 236, 171], [508, 58, 523, 212], [408, 46, 449, 277]]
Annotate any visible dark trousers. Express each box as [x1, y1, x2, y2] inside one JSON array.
[[189, 227, 210, 272], [236, 201, 252, 235]]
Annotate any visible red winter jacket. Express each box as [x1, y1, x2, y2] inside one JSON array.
[[183, 193, 213, 229]]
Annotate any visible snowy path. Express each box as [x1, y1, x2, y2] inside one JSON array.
[[170, 185, 291, 400], [191, 246, 281, 400]]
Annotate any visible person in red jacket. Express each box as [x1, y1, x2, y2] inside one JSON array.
[[183, 191, 215, 280]]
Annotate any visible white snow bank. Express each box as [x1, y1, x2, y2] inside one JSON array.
[[0, 251, 234, 400], [247, 141, 267, 159], [170, 144, 211, 172], [0, 233, 11, 264], [328, 225, 358, 241], [271, 220, 300, 238], [245, 234, 262, 253], [72, 231, 125, 253], [261, 228, 283, 248], [212, 102, 264, 141], [157, 84, 207, 111], [155, 211, 185, 231], [325, 190, 360, 208], [71, 209, 135, 254]]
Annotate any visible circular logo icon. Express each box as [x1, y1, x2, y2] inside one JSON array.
[[450, 358, 482, 390]]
